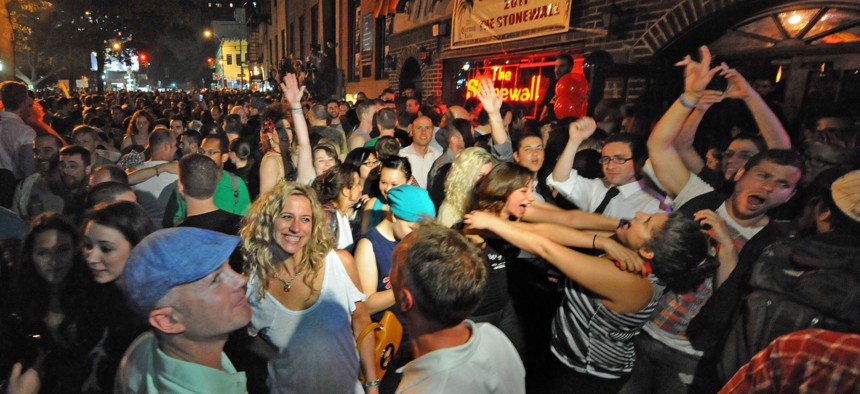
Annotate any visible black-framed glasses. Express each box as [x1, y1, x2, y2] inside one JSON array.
[[598, 156, 634, 165]]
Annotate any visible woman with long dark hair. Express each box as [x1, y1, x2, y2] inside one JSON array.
[[2, 213, 94, 392], [360, 156, 413, 234], [79, 201, 155, 392], [121, 110, 155, 151], [311, 163, 363, 251]]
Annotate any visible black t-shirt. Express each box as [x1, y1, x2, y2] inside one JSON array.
[[177, 209, 243, 235], [178, 210, 245, 272], [472, 237, 519, 316]]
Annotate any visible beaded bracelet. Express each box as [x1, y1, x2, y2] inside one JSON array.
[[679, 94, 699, 109]]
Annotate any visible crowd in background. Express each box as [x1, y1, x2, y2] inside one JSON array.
[[1, 44, 859, 393]]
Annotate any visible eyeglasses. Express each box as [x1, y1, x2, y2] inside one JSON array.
[[598, 156, 634, 165]]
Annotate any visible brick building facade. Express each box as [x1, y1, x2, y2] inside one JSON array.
[[254, 0, 860, 122]]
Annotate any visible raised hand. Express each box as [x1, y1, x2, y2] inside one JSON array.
[[7, 363, 40, 394], [674, 46, 725, 97], [279, 73, 306, 105], [568, 116, 597, 143], [475, 77, 503, 115], [722, 67, 754, 100]]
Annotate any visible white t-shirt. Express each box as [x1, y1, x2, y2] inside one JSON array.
[[396, 320, 525, 394], [130, 161, 178, 229]]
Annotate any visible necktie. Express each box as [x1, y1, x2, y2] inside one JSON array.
[[594, 186, 619, 214]]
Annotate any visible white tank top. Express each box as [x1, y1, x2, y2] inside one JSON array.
[[247, 250, 366, 393]]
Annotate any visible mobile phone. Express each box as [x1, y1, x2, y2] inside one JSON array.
[[198, 94, 204, 101]]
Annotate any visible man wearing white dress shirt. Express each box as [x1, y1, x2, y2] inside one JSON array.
[[399, 116, 441, 189], [547, 117, 665, 219], [0, 81, 37, 180]]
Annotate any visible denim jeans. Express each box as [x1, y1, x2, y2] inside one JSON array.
[[619, 333, 717, 394]]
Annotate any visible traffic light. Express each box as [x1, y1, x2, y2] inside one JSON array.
[[207, 57, 215, 69], [139, 52, 149, 67]]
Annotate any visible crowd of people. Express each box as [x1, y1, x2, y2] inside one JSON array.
[[1, 44, 859, 393]]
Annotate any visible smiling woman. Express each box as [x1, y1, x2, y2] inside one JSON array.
[[240, 182, 378, 393], [457, 161, 535, 360]]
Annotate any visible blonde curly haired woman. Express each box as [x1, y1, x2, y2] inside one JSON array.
[[241, 182, 378, 393], [436, 147, 497, 227]]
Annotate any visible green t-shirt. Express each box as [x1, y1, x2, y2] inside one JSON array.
[[167, 170, 251, 227]]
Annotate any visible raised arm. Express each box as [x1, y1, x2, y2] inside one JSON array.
[[475, 78, 509, 146], [280, 74, 315, 184], [647, 46, 724, 197], [523, 203, 621, 232], [722, 68, 791, 149], [127, 161, 177, 185], [675, 90, 725, 175], [464, 212, 652, 313], [552, 117, 596, 182]]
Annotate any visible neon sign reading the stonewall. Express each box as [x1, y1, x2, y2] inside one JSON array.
[[465, 66, 543, 103]]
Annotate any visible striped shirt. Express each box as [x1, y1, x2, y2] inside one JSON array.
[[551, 273, 665, 379]]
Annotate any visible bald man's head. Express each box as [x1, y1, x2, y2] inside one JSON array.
[[443, 106, 469, 128]]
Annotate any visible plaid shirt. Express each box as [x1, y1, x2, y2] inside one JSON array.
[[720, 329, 860, 394], [649, 224, 749, 337]]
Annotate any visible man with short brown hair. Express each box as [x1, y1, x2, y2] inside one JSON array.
[[0, 81, 37, 180]]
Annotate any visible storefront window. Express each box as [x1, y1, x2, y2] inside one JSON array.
[[712, 6, 860, 52]]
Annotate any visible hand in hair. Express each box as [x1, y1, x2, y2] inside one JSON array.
[[693, 209, 732, 250], [694, 209, 737, 288], [597, 237, 646, 276], [569, 117, 597, 144]]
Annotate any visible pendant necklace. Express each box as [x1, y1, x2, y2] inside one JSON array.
[[274, 268, 302, 292]]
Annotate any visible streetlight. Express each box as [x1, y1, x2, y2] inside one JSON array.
[[112, 42, 122, 51], [203, 29, 214, 39]]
